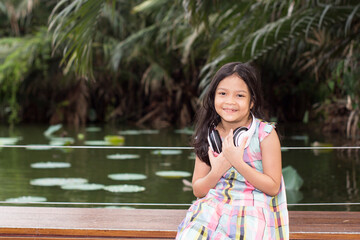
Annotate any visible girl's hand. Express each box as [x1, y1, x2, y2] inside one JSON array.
[[208, 147, 231, 176], [222, 129, 247, 166]]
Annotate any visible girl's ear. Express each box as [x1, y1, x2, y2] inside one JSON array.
[[250, 100, 254, 110]]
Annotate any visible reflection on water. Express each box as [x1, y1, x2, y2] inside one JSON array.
[[0, 123, 359, 211]]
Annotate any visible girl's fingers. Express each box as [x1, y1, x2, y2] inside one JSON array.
[[208, 147, 219, 157], [240, 136, 248, 149], [225, 129, 234, 147]]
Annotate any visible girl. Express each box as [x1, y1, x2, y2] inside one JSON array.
[[176, 62, 289, 239]]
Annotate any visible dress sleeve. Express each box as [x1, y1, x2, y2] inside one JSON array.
[[258, 121, 275, 142]]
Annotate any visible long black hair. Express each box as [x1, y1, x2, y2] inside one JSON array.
[[192, 62, 265, 166]]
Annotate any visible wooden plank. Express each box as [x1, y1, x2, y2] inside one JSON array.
[[289, 211, 360, 239], [0, 206, 359, 239], [0, 206, 183, 238]]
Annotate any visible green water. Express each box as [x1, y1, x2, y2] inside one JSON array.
[[0, 123, 359, 211]]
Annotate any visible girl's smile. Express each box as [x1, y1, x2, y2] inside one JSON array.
[[214, 74, 252, 130]]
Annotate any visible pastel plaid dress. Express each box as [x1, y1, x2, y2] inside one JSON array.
[[176, 119, 289, 239]]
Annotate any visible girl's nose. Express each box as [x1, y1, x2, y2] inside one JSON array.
[[225, 96, 236, 104]]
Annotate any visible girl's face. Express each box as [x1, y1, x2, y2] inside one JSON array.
[[214, 74, 253, 127]]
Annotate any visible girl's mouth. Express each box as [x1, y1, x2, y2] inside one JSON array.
[[223, 108, 237, 113]]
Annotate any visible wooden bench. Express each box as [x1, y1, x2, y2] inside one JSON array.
[[0, 206, 359, 239]]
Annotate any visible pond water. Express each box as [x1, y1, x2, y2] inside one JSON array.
[[0, 123, 359, 211]]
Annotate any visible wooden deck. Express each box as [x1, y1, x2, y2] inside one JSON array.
[[0, 206, 359, 239]]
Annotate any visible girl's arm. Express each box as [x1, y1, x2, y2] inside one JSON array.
[[192, 149, 232, 198], [222, 129, 282, 196]]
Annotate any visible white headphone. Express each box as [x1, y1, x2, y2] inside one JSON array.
[[208, 113, 256, 153]]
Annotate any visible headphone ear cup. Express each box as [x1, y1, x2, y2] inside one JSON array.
[[208, 129, 222, 154], [233, 127, 248, 146]]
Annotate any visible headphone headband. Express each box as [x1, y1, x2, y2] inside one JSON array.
[[234, 113, 256, 149], [208, 113, 256, 154]]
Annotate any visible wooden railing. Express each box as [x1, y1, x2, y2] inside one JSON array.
[[0, 206, 359, 239]]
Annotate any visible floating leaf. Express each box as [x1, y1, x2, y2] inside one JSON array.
[[118, 130, 142, 135], [44, 124, 62, 137], [49, 137, 75, 146], [106, 154, 140, 160], [26, 145, 53, 150], [140, 130, 159, 134], [85, 127, 101, 132], [50, 137, 74, 142], [290, 135, 309, 141], [160, 162, 172, 167], [0, 137, 21, 145], [104, 135, 125, 145], [61, 183, 104, 191], [5, 196, 47, 203], [84, 140, 110, 146], [152, 150, 182, 155], [282, 166, 303, 191], [108, 173, 147, 181], [49, 140, 71, 146], [103, 184, 145, 193], [118, 130, 159, 135], [77, 133, 85, 140], [31, 162, 71, 169], [30, 178, 88, 186], [156, 171, 191, 179], [311, 141, 334, 155]]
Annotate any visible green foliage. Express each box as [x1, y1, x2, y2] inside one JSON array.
[[49, 0, 114, 79], [184, 1, 360, 87], [0, 28, 52, 125], [0, 0, 359, 129], [331, 42, 360, 109]]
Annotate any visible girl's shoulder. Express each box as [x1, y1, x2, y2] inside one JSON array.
[[255, 118, 276, 142]]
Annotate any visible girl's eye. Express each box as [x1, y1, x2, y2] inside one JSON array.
[[237, 94, 244, 97], [218, 92, 226, 95]]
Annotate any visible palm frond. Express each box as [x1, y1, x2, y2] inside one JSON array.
[[110, 25, 157, 70], [141, 62, 172, 96], [195, 1, 360, 88], [48, 0, 114, 79], [132, 0, 169, 14]]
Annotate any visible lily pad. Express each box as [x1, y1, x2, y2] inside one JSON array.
[[108, 173, 147, 181], [86, 127, 102, 132], [44, 124, 62, 137], [5, 196, 47, 203], [31, 162, 71, 169], [282, 166, 304, 191], [0, 137, 21, 145], [49, 137, 75, 146], [118, 130, 142, 135], [156, 171, 192, 179], [118, 130, 159, 135], [103, 184, 146, 193], [140, 130, 159, 134], [61, 183, 104, 191], [26, 144, 53, 150], [30, 178, 88, 186], [104, 135, 125, 145], [152, 150, 182, 155], [106, 154, 140, 160], [160, 162, 172, 167], [84, 140, 110, 146]]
